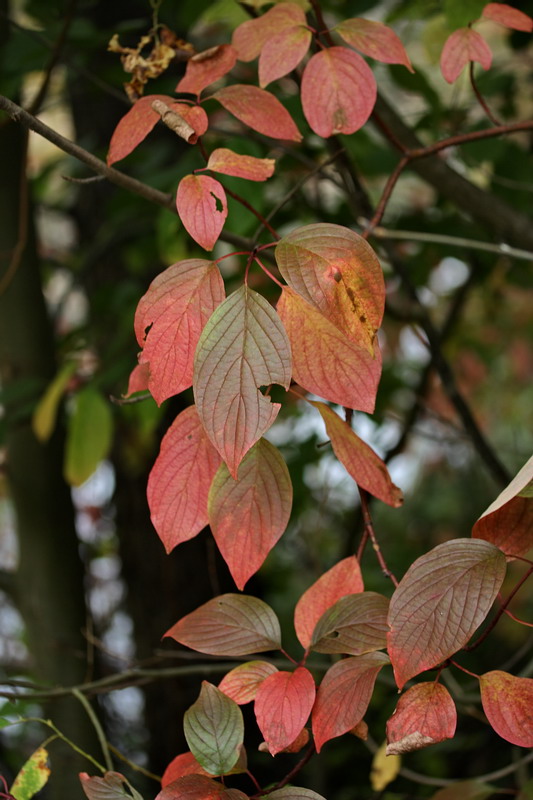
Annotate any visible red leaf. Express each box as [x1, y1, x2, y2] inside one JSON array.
[[254, 667, 316, 755], [125, 361, 150, 396], [480, 670, 533, 747], [232, 2, 307, 62], [312, 653, 389, 752], [134, 259, 225, 405], [301, 47, 376, 137], [80, 772, 142, 800], [472, 455, 533, 558], [147, 405, 222, 553], [310, 591, 389, 655], [310, 402, 403, 507], [334, 18, 413, 71], [482, 3, 533, 31], [387, 539, 507, 689], [440, 28, 492, 84], [208, 439, 293, 589], [206, 148, 275, 181], [176, 45, 238, 95], [277, 288, 382, 411], [165, 593, 281, 656], [156, 775, 248, 800], [294, 556, 364, 650], [176, 175, 227, 252], [212, 85, 302, 142], [193, 285, 291, 477], [219, 661, 278, 704], [386, 682, 457, 755], [162, 753, 210, 787], [107, 97, 207, 164], [275, 223, 385, 354], [259, 25, 312, 87]]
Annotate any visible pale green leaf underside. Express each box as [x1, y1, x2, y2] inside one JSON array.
[[184, 682, 244, 775]]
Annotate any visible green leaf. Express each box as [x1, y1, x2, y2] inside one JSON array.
[[443, 0, 486, 28], [267, 789, 326, 800], [428, 780, 496, 800], [64, 387, 113, 487], [32, 361, 76, 442], [310, 591, 389, 655], [10, 747, 50, 800], [184, 682, 244, 775]]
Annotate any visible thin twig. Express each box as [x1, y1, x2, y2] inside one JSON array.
[[469, 62, 501, 126], [358, 489, 398, 586], [72, 688, 113, 772]]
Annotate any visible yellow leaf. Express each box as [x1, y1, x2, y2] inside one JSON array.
[[10, 747, 50, 800], [370, 740, 401, 792], [32, 361, 76, 442]]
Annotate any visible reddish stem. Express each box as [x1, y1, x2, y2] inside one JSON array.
[[469, 62, 501, 126], [502, 607, 533, 628], [253, 256, 285, 289], [256, 742, 316, 796], [214, 250, 250, 265], [450, 659, 479, 680]]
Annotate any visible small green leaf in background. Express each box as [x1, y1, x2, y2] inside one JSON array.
[[428, 780, 496, 800], [64, 386, 113, 487], [443, 0, 486, 28], [10, 746, 50, 800], [518, 779, 533, 800], [32, 361, 77, 443], [184, 681, 244, 775]]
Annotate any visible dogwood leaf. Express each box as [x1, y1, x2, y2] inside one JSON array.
[[184, 682, 244, 775], [176, 175, 227, 252], [155, 775, 248, 800], [254, 667, 316, 755], [166, 594, 282, 655], [480, 671, 533, 747], [232, 3, 306, 61], [259, 25, 312, 87], [134, 259, 225, 404], [482, 3, 533, 31], [147, 405, 222, 553], [212, 85, 302, 141], [386, 682, 457, 755], [388, 539, 506, 689], [219, 661, 279, 704], [194, 285, 291, 477], [334, 18, 413, 71], [206, 148, 275, 181], [176, 45, 237, 95], [440, 28, 492, 83], [310, 591, 389, 655], [209, 439, 292, 589], [301, 47, 376, 137]]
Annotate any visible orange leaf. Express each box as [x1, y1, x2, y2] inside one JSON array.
[[147, 405, 222, 553], [206, 148, 275, 181], [387, 539, 506, 689], [334, 18, 413, 71], [294, 556, 364, 650], [277, 288, 382, 411], [259, 25, 312, 87], [310, 402, 403, 507], [176, 45, 237, 95], [134, 259, 225, 404], [176, 175, 227, 251], [193, 286, 291, 477], [212, 85, 302, 142], [312, 653, 389, 752], [386, 682, 457, 755], [482, 3, 533, 31], [301, 47, 376, 137], [440, 28, 492, 84], [480, 670, 533, 747], [254, 667, 316, 755], [472, 455, 533, 558], [219, 661, 279, 704], [232, 3, 306, 62]]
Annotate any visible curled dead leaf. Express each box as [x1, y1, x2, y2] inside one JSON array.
[[386, 731, 434, 755], [151, 100, 197, 143]]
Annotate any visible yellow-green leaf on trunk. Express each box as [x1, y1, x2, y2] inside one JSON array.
[[32, 361, 76, 442], [64, 387, 113, 487]]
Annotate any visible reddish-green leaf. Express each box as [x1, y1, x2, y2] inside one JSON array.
[[176, 175, 227, 252], [440, 28, 492, 84], [219, 661, 279, 704], [166, 593, 282, 656], [312, 653, 389, 752], [472, 455, 533, 558], [254, 667, 316, 755], [267, 791, 326, 800], [386, 682, 457, 755], [301, 47, 376, 137], [277, 288, 382, 411], [162, 753, 210, 787], [388, 539, 507, 689], [480, 670, 533, 747], [334, 18, 413, 71], [294, 556, 364, 650], [212, 85, 302, 142], [147, 406, 222, 553], [232, 2, 306, 61], [208, 439, 293, 589], [176, 45, 237, 95], [206, 148, 275, 181], [107, 97, 207, 165], [184, 682, 244, 775], [79, 772, 143, 800], [275, 223, 384, 354], [259, 25, 312, 87], [194, 285, 291, 477], [156, 775, 248, 800], [427, 782, 495, 800], [482, 3, 533, 31], [134, 259, 225, 404], [310, 591, 389, 655], [310, 402, 403, 507]]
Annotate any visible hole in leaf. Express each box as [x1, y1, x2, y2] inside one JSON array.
[[210, 192, 224, 213]]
